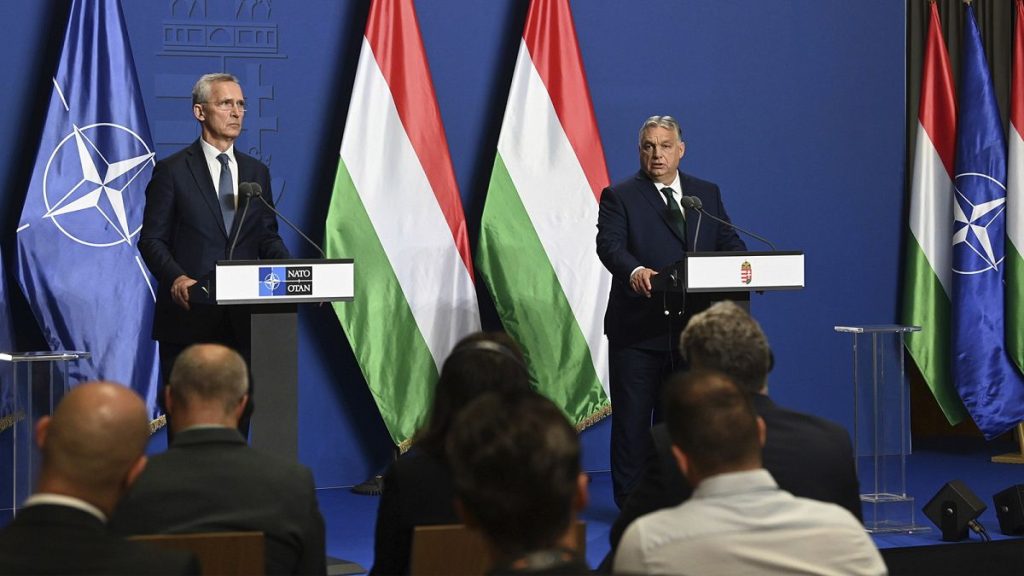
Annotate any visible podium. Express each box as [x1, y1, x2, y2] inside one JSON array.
[[651, 251, 805, 296], [215, 259, 353, 462], [833, 324, 928, 534], [1, 351, 90, 515]]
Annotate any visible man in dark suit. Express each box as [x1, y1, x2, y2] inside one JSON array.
[[597, 115, 746, 506], [0, 381, 198, 575], [110, 343, 326, 575], [606, 301, 861, 564], [139, 72, 290, 437]]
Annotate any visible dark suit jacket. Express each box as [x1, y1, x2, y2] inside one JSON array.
[[0, 504, 198, 575], [607, 394, 862, 560], [109, 427, 325, 576], [138, 139, 290, 344], [370, 447, 459, 576], [596, 170, 746, 349]]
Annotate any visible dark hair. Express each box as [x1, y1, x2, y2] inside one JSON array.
[[663, 369, 761, 476], [679, 300, 772, 394], [447, 389, 580, 558], [413, 332, 530, 456]]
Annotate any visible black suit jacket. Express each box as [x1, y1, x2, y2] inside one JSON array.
[[370, 447, 459, 576], [0, 504, 198, 575], [607, 394, 862, 559], [596, 170, 746, 349], [109, 428, 325, 576], [138, 139, 290, 344]]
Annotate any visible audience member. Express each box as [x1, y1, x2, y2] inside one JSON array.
[[370, 332, 532, 575], [448, 390, 591, 575], [109, 344, 325, 575], [614, 370, 885, 575], [0, 381, 198, 575], [607, 300, 862, 562]]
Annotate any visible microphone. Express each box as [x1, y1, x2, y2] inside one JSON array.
[[679, 196, 704, 249], [248, 183, 326, 258], [682, 195, 776, 251], [228, 182, 255, 261]]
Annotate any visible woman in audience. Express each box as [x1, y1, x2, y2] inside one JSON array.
[[369, 331, 532, 575]]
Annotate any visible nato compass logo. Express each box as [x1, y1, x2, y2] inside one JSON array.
[[953, 172, 1006, 275], [260, 266, 286, 296], [259, 266, 313, 297], [41, 123, 155, 247]]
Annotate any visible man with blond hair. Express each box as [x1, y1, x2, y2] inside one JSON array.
[[111, 343, 325, 575]]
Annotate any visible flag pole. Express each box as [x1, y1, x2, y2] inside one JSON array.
[[992, 423, 1024, 463]]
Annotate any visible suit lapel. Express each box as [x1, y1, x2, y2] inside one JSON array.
[[185, 140, 229, 238], [636, 171, 686, 245]]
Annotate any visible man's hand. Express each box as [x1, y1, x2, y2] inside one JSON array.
[[629, 267, 658, 298], [171, 275, 198, 311]]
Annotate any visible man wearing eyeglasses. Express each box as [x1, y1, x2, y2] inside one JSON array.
[[139, 73, 290, 439]]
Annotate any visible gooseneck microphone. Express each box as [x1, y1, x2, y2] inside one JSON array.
[[681, 195, 776, 251], [228, 182, 254, 261], [247, 183, 327, 258], [679, 195, 704, 249]]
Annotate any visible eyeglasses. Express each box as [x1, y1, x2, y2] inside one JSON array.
[[206, 99, 247, 112]]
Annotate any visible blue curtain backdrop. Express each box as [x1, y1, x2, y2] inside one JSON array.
[[0, 1, 906, 486]]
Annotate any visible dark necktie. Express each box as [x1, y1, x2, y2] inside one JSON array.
[[661, 187, 686, 242], [217, 153, 235, 233]]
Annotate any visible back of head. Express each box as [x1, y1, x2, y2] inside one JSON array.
[[447, 389, 580, 558], [415, 331, 530, 454], [168, 343, 248, 426], [40, 381, 149, 500], [663, 370, 761, 478], [680, 300, 772, 394]]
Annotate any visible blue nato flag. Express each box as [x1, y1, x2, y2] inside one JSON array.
[[14, 0, 161, 418], [952, 4, 1024, 439]]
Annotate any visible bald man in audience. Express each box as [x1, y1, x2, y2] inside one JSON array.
[[0, 381, 198, 575], [110, 343, 326, 576], [614, 371, 885, 575]]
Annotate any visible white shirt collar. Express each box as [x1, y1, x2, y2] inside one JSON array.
[[24, 493, 107, 523], [199, 138, 235, 164], [655, 173, 682, 203]]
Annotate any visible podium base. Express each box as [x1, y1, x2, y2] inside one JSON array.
[[861, 493, 931, 534]]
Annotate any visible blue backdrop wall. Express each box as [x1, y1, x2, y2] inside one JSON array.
[[0, 1, 907, 488]]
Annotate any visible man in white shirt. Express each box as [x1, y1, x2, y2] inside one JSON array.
[[614, 370, 886, 576]]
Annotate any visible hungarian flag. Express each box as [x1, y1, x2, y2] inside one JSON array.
[[476, 0, 611, 428], [324, 0, 480, 448], [902, 2, 966, 424], [1008, 0, 1024, 375]]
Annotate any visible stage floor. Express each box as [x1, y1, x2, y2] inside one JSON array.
[[319, 437, 1024, 573]]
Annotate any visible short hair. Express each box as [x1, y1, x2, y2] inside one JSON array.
[[42, 381, 149, 493], [192, 73, 240, 105], [168, 344, 248, 413], [638, 115, 683, 146], [680, 300, 772, 393], [663, 370, 761, 475], [413, 332, 531, 456], [447, 389, 580, 558]]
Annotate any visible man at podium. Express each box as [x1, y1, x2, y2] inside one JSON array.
[[138, 73, 290, 438], [596, 115, 746, 507]]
